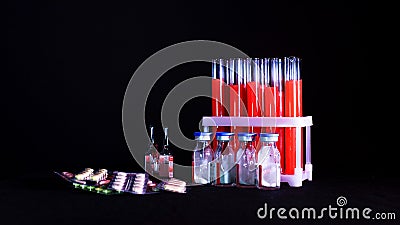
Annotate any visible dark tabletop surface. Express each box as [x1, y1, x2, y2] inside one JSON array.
[[1, 172, 399, 225]]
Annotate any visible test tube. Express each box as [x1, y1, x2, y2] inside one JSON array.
[[211, 59, 230, 148], [259, 58, 266, 123], [246, 58, 262, 148], [228, 58, 248, 152], [246, 58, 262, 118], [212, 59, 229, 117], [284, 56, 303, 175], [265, 58, 285, 172], [228, 58, 247, 117]]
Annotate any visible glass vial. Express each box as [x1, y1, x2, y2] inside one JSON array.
[[213, 132, 235, 187], [192, 132, 214, 185], [257, 133, 281, 190], [144, 125, 159, 176], [236, 132, 257, 187], [159, 127, 173, 179]]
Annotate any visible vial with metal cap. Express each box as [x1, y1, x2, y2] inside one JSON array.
[[236, 132, 257, 187], [144, 125, 159, 176], [192, 132, 214, 184], [159, 127, 173, 179], [213, 132, 235, 186], [257, 133, 281, 190]]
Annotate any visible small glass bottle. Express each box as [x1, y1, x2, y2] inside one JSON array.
[[144, 126, 158, 175], [236, 132, 257, 188], [159, 127, 173, 179], [192, 132, 214, 185], [257, 133, 281, 190], [213, 132, 235, 187]]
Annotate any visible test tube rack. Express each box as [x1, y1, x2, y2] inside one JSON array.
[[201, 116, 313, 187]]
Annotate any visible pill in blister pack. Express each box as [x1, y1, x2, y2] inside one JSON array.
[[54, 169, 120, 195], [157, 178, 187, 193], [108, 171, 150, 194], [75, 168, 94, 180], [55, 169, 168, 195], [91, 169, 108, 182]]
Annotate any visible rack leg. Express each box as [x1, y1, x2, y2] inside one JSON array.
[[306, 125, 311, 164], [296, 127, 301, 169], [305, 125, 312, 181]]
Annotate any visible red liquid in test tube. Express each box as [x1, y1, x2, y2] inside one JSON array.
[[211, 59, 229, 149], [246, 58, 261, 149], [263, 58, 285, 172], [212, 59, 228, 117], [284, 57, 303, 175], [228, 58, 248, 154], [228, 59, 247, 118]]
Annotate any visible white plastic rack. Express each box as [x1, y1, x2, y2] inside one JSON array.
[[201, 116, 313, 187]]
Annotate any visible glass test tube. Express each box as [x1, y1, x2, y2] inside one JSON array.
[[212, 59, 229, 117], [267, 58, 285, 172], [211, 59, 229, 149], [228, 58, 248, 153], [259, 58, 267, 133], [284, 56, 303, 175], [259, 58, 265, 117], [246, 58, 261, 148]]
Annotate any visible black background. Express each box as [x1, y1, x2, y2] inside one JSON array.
[[5, 1, 398, 225]]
